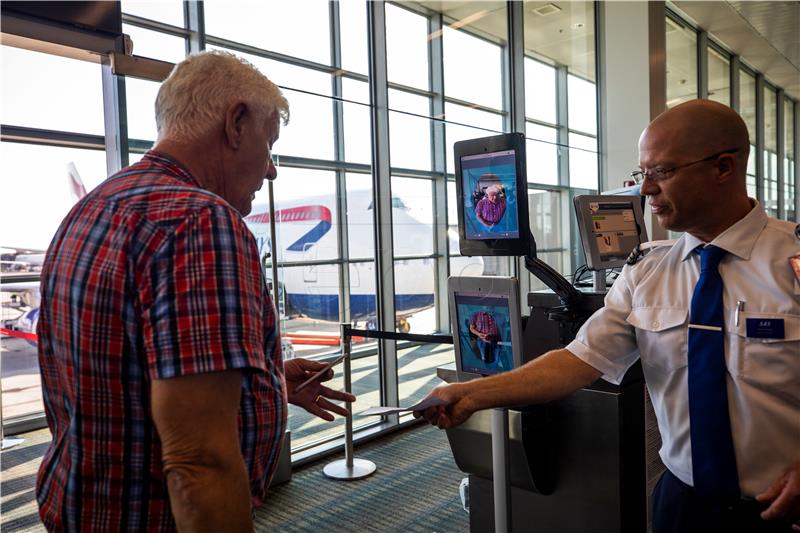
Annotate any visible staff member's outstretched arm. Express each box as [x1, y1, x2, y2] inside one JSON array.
[[152, 370, 252, 532], [416, 348, 602, 428]]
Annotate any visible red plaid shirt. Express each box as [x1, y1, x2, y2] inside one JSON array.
[[36, 151, 287, 531]]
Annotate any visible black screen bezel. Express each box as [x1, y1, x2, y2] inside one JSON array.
[[454, 133, 531, 257]]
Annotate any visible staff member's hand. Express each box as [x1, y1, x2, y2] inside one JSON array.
[[756, 461, 800, 529], [285, 358, 355, 421], [413, 383, 475, 429]]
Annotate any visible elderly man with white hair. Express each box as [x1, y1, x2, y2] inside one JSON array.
[[35, 51, 354, 532]]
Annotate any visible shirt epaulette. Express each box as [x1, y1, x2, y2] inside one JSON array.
[[626, 239, 678, 265]]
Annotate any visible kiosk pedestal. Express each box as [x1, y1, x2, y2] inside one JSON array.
[[439, 290, 648, 533]]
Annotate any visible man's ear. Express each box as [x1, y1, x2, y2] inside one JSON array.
[[716, 153, 736, 183], [223, 102, 248, 150]]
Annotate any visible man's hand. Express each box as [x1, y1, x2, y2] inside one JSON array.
[[285, 358, 355, 421], [756, 462, 800, 527], [413, 383, 475, 429]]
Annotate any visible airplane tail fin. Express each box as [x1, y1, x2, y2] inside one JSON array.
[[67, 162, 87, 201]]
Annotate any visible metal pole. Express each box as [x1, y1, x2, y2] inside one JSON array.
[[593, 269, 606, 293], [323, 324, 377, 480], [491, 408, 511, 532]]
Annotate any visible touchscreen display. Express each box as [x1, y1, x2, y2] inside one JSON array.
[[587, 200, 640, 262], [460, 149, 520, 241], [454, 292, 515, 375]]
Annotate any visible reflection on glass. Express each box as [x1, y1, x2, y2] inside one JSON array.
[[346, 173, 375, 260], [394, 258, 436, 333], [527, 124, 559, 185], [1, 142, 107, 250], [525, 58, 556, 124], [666, 16, 698, 108], [339, 0, 369, 75], [204, 2, 330, 65], [568, 133, 598, 190], [443, 4, 506, 110], [123, 23, 186, 63], [708, 47, 730, 106], [386, 3, 429, 90], [1, 46, 104, 135], [391, 177, 434, 256], [1, 281, 42, 421], [125, 77, 160, 141], [121, 0, 184, 27], [528, 188, 564, 252]]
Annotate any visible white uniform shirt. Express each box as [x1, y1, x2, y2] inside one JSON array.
[[567, 201, 800, 496]]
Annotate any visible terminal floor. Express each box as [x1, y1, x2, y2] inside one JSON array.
[[1, 423, 469, 532]]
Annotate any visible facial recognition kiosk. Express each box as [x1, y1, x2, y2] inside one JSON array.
[[442, 133, 650, 532]]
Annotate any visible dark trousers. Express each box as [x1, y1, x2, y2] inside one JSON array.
[[652, 469, 793, 533]]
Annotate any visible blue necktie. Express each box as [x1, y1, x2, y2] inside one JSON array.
[[688, 245, 740, 503]]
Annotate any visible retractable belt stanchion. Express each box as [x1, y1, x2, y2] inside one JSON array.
[[492, 407, 512, 532], [323, 323, 377, 480]]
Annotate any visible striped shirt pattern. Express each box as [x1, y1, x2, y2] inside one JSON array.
[[36, 151, 286, 531]]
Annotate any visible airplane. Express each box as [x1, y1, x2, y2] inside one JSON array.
[[2, 163, 483, 351], [244, 190, 483, 333]]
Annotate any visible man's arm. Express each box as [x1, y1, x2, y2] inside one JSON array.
[[417, 348, 602, 428], [151, 370, 252, 532]]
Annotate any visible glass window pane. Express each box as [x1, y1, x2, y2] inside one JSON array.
[[1, 281, 42, 420], [392, 177, 434, 257], [666, 16, 698, 108], [348, 262, 378, 353], [346, 173, 374, 260], [740, 70, 757, 144], [445, 103, 504, 174], [443, 6, 506, 110], [123, 23, 186, 63], [568, 133, 598, 190], [386, 3, 429, 90], [784, 100, 795, 221], [269, 168, 339, 262], [398, 342, 453, 407], [394, 258, 436, 333], [339, 0, 369, 75], [1, 142, 108, 250], [1, 46, 104, 135], [526, 123, 559, 186], [708, 47, 730, 106], [277, 88, 335, 161], [342, 80, 372, 165], [524, 58, 556, 125], [204, 2, 331, 66], [121, 0, 184, 27], [390, 90, 432, 171], [568, 74, 597, 135], [764, 86, 778, 217], [125, 77, 160, 141]]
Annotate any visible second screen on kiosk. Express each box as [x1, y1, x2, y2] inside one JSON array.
[[460, 149, 520, 241]]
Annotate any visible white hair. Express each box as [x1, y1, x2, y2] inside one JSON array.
[[155, 50, 289, 143]]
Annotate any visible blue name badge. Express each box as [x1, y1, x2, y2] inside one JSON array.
[[745, 318, 785, 339]]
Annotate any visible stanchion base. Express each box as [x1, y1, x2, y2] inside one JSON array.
[[323, 458, 377, 480]]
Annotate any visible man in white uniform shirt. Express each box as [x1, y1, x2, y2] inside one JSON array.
[[417, 100, 799, 532]]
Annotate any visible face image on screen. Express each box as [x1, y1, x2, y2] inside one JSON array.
[[454, 292, 514, 375], [460, 149, 520, 240], [589, 201, 641, 262]]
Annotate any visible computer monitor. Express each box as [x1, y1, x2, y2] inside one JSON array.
[[448, 276, 523, 377], [454, 133, 531, 256], [573, 194, 648, 271]]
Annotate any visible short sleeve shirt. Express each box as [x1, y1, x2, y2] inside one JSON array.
[[566, 202, 800, 496], [36, 151, 287, 531]]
